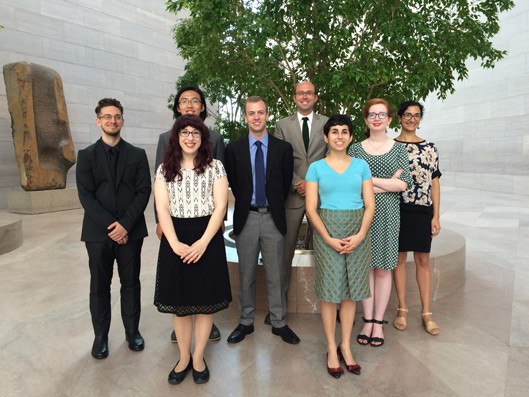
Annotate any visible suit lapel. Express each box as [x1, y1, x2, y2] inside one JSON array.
[[240, 136, 253, 181], [265, 135, 275, 181], [289, 114, 305, 153], [308, 114, 325, 155], [115, 139, 128, 187]]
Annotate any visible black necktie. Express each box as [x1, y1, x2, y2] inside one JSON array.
[[302, 117, 309, 151], [254, 141, 266, 206], [109, 147, 118, 184]]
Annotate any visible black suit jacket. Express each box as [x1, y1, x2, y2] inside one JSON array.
[[76, 138, 151, 242], [225, 134, 293, 236]]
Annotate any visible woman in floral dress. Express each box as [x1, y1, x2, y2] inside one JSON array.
[[392, 101, 441, 336]]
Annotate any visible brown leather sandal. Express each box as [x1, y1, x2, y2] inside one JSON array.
[[393, 307, 408, 331], [421, 312, 440, 335]]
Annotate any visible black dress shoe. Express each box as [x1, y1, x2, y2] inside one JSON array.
[[168, 357, 192, 385], [91, 335, 109, 359], [227, 323, 254, 344], [209, 323, 221, 341], [272, 325, 300, 344], [264, 313, 271, 325], [192, 359, 210, 384], [125, 331, 145, 351]]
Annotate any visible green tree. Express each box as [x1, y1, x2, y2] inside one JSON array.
[[166, 0, 513, 140]]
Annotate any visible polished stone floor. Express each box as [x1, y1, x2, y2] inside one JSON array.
[[1, 186, 528, 397]]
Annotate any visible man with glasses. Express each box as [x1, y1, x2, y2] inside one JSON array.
[[273, 81, 328, 321], [154, 86, 225, 342], [77, 98, 151, 359]]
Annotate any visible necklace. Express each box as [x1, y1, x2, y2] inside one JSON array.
[[366, 138, 388, 151]]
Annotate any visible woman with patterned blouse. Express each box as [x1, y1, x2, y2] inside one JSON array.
[[154, 115, 232, 385], [348, 99, 411, 347], [393, 101, 441, 336]]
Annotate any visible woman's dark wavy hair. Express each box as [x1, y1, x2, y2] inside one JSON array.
[[397, 100, 424, 118], [363, 98, 394, 138], [161, 115, 212, 182], [323, 114, 353, 136]]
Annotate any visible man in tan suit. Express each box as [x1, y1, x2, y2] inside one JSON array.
[[273, 81, 328, 320]]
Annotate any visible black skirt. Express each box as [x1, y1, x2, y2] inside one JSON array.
[[154, 216, 232, 316], [398, 204, 434, 253]]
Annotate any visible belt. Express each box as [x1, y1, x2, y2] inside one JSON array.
[[250, 206, 269, 213]]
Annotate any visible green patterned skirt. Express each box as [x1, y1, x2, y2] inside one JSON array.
[[313, 209, 371, 303]]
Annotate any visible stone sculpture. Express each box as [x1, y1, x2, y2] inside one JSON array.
[[3, 62, 75, 190]]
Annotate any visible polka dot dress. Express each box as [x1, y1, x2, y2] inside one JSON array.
[[349, 142, 411, 270]]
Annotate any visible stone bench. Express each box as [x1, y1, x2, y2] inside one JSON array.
[[0, 212, 23, 255], [225, 226, 465, 314]]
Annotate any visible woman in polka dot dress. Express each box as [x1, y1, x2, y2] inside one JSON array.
[[348, 98, 411, 347]]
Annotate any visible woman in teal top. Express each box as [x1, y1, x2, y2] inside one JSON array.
[[306, 114, 375, 379]]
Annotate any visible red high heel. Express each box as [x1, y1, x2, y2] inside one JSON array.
[[326, 353, 344, 379], [337, 344, 361, 375]]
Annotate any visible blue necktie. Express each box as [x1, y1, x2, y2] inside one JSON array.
[[254, 141, 266, 206]]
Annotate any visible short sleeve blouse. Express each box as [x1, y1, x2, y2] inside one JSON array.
[[395, 140, 441, 207], [306, 157, 371, 210], [156, 159, 226, 218]]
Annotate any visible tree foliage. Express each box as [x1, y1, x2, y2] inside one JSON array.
[[166, 0, 513, 140]]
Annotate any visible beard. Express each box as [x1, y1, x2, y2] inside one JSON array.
[[102, 128, 121, 137]]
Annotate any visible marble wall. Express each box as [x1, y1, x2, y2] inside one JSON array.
[[0, 0, 185, 208], [419, 1, 529, 195]]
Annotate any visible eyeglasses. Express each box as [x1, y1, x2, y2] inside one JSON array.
[[295, 91, 315, 97], [98, 114, 123, 121], [402, 113, 422, 120], [179, 129, 201, 138], [178, 98, 202, 106], [367, 112, 388, 120]]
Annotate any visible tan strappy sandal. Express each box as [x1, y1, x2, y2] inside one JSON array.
[[421, 312, 440, 335], [393, 307, 408, 331]]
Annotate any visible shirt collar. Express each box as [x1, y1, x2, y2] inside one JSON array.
[[297, 111, 314, 124], [249, 132, 269, 148]]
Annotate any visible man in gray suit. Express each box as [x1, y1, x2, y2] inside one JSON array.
[[154, 86, 225, 342], [273, 81, 328, 319]]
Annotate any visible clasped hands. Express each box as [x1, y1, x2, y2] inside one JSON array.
[[326, 234, 364, 254], [171, 239, 207, 264], [108, 221, 128, 245]]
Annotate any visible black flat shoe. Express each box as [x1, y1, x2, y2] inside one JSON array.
[[272, 325, 300, 344], [209, 323, 221, 341], [337, 344, 361, 375], [192, 359, 210, 384], [356, 317, 373, 346], [227, 323, 254, 344], [168, 357, 192, 385], [91, 335, 109, 359], [125, 331, 145, 351]]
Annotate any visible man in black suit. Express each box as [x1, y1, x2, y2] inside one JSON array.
[[154, 86, 224, 342], [77, 98, 151, 359], [225, 96, 300, 344]]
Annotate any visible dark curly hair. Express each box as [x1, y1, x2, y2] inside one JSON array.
[[161, 115, 212, 182], [95, 98, 123, 115], [397, 100, 424, 118], [324, 114, 353, 136]]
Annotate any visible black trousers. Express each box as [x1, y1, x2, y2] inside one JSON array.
[[85, 239, 143, 336]]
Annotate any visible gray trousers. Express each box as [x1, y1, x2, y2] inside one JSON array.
[[234, 210, 287, 328], [282, 205, 306, 297]]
